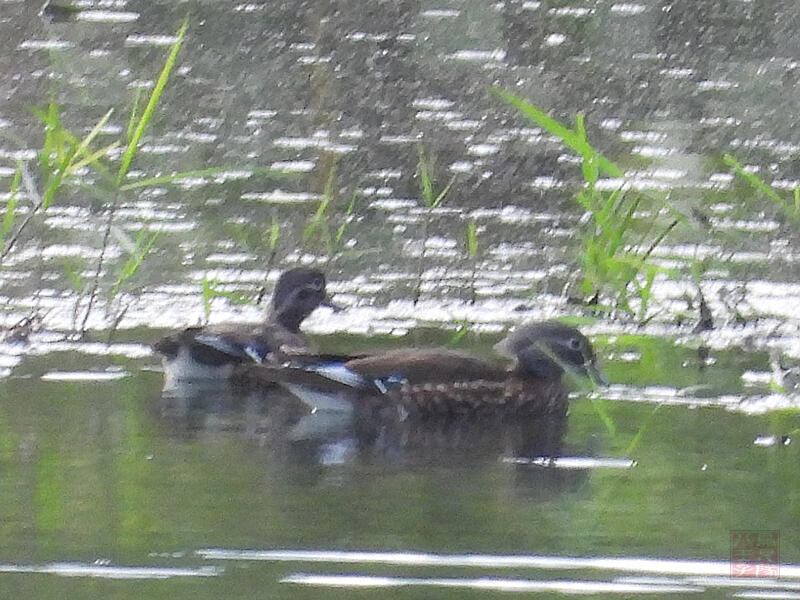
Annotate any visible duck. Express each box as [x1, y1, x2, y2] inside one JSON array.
[[154, 267, 335, 386], [242, 321, 604, 419]]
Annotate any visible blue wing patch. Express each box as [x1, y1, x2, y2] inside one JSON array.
[[194, 334, 273, 363]]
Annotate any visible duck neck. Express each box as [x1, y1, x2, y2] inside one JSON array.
[[270, 306, 307, 332], [514, 348, 564, 380]]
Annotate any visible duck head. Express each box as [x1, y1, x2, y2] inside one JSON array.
[[494, 321, 606, 384], [271, 267, 336, 331]]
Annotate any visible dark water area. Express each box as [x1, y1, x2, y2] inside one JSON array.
[[2, 0, 800, 597]]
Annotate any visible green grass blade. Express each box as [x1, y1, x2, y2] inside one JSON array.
[[491, 88, 622, 178], [625, 404, 662, 455], [723, 154, 792, 217], [418, 147, 435, 207], [73, 108, 114, 162], [575, 188, 596, 212], [1, 164, 21, 247], [109, 230, 160, 299], [597, 187, 622, 223], [303, 165, 335, 243], [200, 277, 256, 321], [335, 188, 358, 244], [42, 166, 70, 209], [433, 175, 455, 208], [267, 216, 281, 250], [201, 277, 215, 322], [303, 193, 331, 243], [66, 142, 120, 174], [465, 219, 479, 257], [607, 195, 642, 257], [126, 88, 143, 143], [117, 19, 188, 185], [446, 320, 470, 346]]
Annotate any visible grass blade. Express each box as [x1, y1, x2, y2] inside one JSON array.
[[117, 19, 188, 185], [465, 219, 479, 257], [126, 88, 143, 143], [108, 230, 160, 299], [0, 164, 21, 248], [433, 175, 455, 208], [66, 142, 120, 174], [491, 88, 622, 178], [723, 154, 794, 219], [73, 108, 114, 162]]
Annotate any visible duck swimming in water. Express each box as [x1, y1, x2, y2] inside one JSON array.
[[242, 320, 604, 419], [154, 267, 335, 387]]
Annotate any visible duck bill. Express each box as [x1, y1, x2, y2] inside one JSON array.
[[320, 296, 343, 312], [585, 362, 609, 386]]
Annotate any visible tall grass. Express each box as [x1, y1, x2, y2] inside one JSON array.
[[201, 277, 255, 324], [413, 145, 455, 304], [2, 19, 288, 336], [465, 219, 480, 305], [76, 20, 189, 336], [492, 88, 681, 320], [303, 161, 360, 259], [723, 154, 800, 224], [0, 21, 191, 335]]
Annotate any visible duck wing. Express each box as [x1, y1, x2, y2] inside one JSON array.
[[345, 348, 505, 385]]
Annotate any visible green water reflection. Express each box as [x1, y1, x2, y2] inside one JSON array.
[[0, 334, 798, 598]]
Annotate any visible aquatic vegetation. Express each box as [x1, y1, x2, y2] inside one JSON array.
[[413, 145, 455, 304], [0, 21, 190, 336], [302, 161, 359, 259], [73, 21, 188, 336], [201, 277, 256, 324], [303, 161, 338, 249], [0, 164, 21, 260], [492, 89, 682, 321], [465, 218, 480, 305], [724, 154, 800, 224], [1, 20, 287, 336]]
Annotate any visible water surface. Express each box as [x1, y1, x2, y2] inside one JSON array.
[[2, 0, 800, 598]]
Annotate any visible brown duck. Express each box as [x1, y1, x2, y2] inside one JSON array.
[[242, 321, 604, 419], [154, 267, 335, 387]]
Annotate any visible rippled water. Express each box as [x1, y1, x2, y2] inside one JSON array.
[[2, 0, 800, 598]]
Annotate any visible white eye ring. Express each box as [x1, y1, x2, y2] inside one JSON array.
[[568, 337, 582, 351], [308, 278, 324, 291]]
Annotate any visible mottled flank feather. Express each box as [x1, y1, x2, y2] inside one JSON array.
[[378, 378, 567, 419]]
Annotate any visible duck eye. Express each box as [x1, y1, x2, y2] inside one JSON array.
[[308, 278, 324, 291], [568, 337, 583, 351]]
